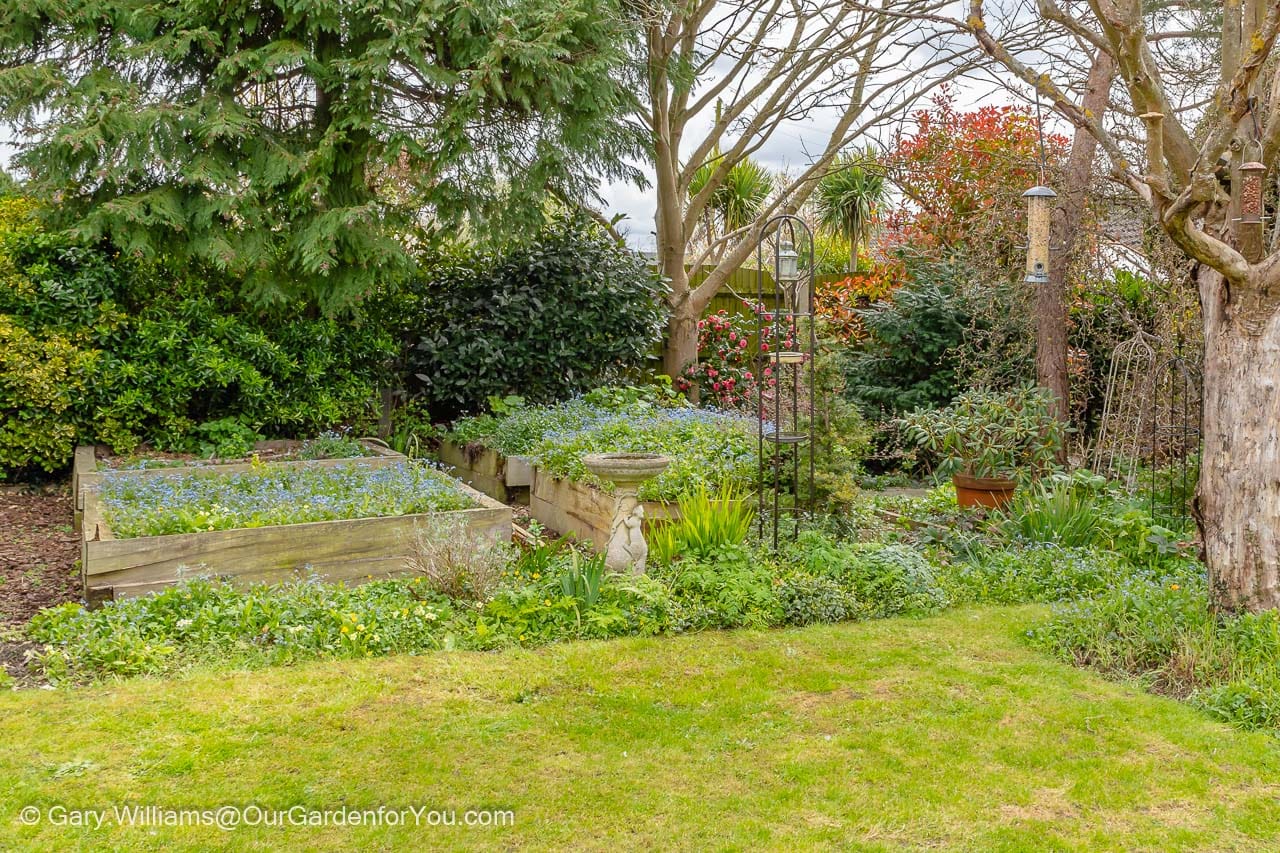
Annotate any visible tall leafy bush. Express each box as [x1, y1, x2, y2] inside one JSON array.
[[400, 218, 667, 418]]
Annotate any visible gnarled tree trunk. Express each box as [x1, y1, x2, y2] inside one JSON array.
[[1197, 265, 1280, 612]]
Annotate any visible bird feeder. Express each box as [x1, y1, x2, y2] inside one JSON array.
[[1022, 185, 1057, 284], [1240, 160, 1266, 224]]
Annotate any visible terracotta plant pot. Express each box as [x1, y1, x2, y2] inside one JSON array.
[[952, 472, 1017, 509]]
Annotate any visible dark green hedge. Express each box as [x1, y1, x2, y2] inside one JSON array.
[[0, 199, 395, 476], [396, 218, 667, 419]]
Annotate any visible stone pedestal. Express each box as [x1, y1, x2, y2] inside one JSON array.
[[581, 453, 670, 574]]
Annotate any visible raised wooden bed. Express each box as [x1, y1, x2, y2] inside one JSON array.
[[528, 468, 678, 550], [79, 469, 510, 603], [437, 440, 532, 505], [72, 439, 402, 533]]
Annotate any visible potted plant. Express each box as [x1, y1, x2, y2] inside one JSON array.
[[898, 386, 1064, 508]]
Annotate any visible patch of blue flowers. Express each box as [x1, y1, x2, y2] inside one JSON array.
[[97, 461, 476, 538]]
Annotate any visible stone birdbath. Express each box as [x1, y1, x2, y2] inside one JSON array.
[[581, 452, 670, 574]]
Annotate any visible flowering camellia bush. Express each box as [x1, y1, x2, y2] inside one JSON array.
[[676, 303, 798, 408]]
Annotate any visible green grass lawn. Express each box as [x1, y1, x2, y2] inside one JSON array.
[[3, 605, 1279, 851]]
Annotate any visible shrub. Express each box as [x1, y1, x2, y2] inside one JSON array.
[[787, 533, 949, 617], [399, 217, 667, 419], [656, 546, 782, 631], [898, 385, 1064, 479], [0, 199, 395, 476], [840, 258, 971, 416], [777, 571, 858, 626], [813, 262, 904, 343]]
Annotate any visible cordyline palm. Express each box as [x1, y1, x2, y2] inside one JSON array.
[[816, 151, 887, 273], [688, 151, 775, 238]]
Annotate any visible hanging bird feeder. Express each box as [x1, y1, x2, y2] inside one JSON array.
[[1022, 185, 1057, 284], [1240, 159, 1266, 224]]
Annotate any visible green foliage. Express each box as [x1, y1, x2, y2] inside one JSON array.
[[401, 219, 667, 418], [188, 418, 263, 460], [26, 578, 460, 681], [688, 151, 775, 234], [0, 201, 395, 475], [657, 547, 782, 631], [99, 461, 474, 538], [0, 314, 96, 473], [899, 385, 1064, 479], [841, 258, 971, 416], [0, 0, 640, 310], [807, 346, 873, 509], [785, 533, 949, 618], [776, 571, 859, 626], [944, 545, 1140, 605], [297, 430, 377, 461], [649, 483, 755, 563], [1025, 567, 1280, 731], [998, 471, 1107, 547]]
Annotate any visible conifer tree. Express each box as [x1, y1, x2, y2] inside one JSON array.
[[0, 0, 639, 308]]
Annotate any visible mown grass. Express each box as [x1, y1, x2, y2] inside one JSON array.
[[3, 605, 1279, 851]]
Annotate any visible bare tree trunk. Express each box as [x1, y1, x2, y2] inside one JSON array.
[[1039, 51, 1115, 427], [1197, 265, 1280, 612]]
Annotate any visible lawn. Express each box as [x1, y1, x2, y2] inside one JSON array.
[[3, 606, 1278, 851]]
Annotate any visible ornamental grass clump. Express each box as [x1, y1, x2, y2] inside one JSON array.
[[98, 461, 475, 538]]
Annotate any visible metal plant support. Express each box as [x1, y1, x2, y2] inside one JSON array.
[[754, 214, 816, 549], [1093, 331, 1202, 526], [1145, 350, 1202, 526]]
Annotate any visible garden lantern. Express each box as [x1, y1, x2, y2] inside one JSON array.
[[1022, 185, 1057, 284], [1240, 159, 1266, 224], [776, 240, 799, 282]]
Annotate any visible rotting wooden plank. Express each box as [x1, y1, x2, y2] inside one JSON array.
[[438, 440, 510, 502], [71, 445, 97, 532]]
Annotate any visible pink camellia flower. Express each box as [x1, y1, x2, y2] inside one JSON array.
[[729, 332, 737, 342], [763, 366, 773, 377], [761, 342, 770, 352], [707, 368, 718, 377], [712, 381, 722, 391], [744, 371, 753, 380], [697, 319, 706, 329], [738, 339, 748, 349]]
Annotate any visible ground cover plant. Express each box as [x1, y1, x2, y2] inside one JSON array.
[[447, 385, 757, 501], [96, 461, 475, 538]]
